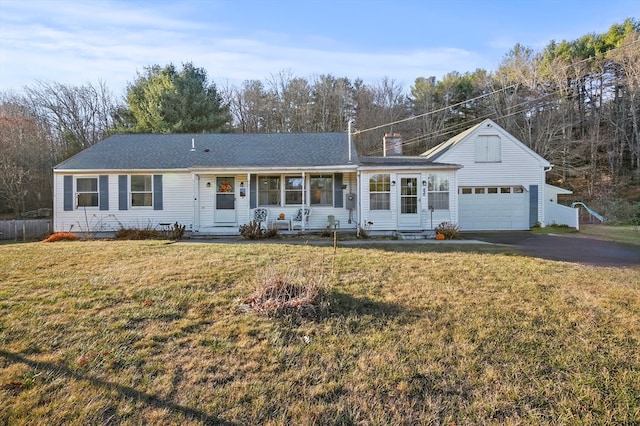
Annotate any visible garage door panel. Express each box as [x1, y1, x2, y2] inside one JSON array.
[[459, 188, 529, 230]]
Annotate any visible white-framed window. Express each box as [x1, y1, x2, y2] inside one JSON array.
[[428, 174, 449, 210], [76, 177, 98, 207], [369, 174, 390, 210], [258, 176, 281, 206], [310, 175, 333, 206], [475, 135, 501, 162], [284, 176, 303, 205], [131, 175, 153, 207]]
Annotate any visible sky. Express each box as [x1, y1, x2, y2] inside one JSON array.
[[1, 0, 638, 97]]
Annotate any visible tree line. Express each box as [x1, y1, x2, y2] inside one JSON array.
[[1, 19, 638, 218]]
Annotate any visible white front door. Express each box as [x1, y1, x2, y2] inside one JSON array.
[[215, 177, 236, 224], [397, 175, 421, 229]]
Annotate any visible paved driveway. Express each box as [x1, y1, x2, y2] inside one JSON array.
[[461, 231, 640, 267]]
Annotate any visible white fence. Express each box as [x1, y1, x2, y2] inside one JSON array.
[[0, 220, 53, 241], [545, 202, 579, 229]]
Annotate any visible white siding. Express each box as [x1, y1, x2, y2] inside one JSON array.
[[195, 174, 249, 230], [55, 171, 358, 234], [54, 172, 194, 233], [306, 172, 357, 230], [360, 170, 456, 232], [435, 124, 548, 228]]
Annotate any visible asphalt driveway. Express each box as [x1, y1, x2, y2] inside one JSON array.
[[461, 231, 640, 267]]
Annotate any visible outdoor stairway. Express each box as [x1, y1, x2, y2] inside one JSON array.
[[395, 230, 436, 240]]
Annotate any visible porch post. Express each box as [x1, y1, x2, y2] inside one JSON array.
[[302, 171, 306, 231], [192, 173, 200, 232], [247, 172, 251, 224]]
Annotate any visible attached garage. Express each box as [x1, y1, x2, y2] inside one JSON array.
[[458, 186, 529, 230]]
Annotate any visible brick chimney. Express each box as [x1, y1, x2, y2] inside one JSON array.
[[383, 133, 402, 156]]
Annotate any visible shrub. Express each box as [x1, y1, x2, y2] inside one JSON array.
[[115, 228, 162, 240], [357, 220, 373, 239], [435, 221, 460, 239], [239, 221, 278, 240], [169, 222, 186, 240], [320, 225, 332, 238], [590, 198, 638, 224], [43, 232, 78, 242], [240, 263, 329, 317]]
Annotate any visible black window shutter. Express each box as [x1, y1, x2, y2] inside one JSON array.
[[63, 175, 73, 211], [99, 175, 109, 210], [118, 175, 128, 210], [334, 173, 343, 208], [250, 175, 257, 209], [529, 185, 538, 227], [153, 175, 163, 210]]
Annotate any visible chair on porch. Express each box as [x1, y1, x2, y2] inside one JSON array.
[[292, 208, 311, 230], [327, 215, 340, 230], [254, 208, 269, 228]]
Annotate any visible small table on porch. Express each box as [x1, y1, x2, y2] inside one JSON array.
[[271, 219, 291, 231]]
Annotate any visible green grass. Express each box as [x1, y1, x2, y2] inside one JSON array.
[[578, 224, 640, 246], [532, 224, 640, 246], [1, 240, 639, 425], [532, 224, 579, 235]]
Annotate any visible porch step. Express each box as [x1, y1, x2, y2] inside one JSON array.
[[395, 231, 436, 240]]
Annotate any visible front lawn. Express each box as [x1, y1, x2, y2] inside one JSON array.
[[1, 241, 638, 424]]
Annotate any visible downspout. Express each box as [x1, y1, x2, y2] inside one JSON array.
[[542, 164, 553, 227], [356, 169, 362, 237]]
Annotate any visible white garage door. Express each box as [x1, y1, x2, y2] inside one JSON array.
[[458, 186, 529, 230]]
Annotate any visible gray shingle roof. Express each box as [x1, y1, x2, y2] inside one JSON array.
[[55, 132, 359, 170], [359, 156, 460, 168]]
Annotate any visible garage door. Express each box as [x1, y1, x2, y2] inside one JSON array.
[[458, 186, 529, 230]]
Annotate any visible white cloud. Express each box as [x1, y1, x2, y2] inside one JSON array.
[[0, 0, 493, 95]]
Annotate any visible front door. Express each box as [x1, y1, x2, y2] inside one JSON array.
[[398, 175, 421, 229], [215, 177, 236, 224]]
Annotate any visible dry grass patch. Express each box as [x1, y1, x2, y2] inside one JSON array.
[[0, 241, 638, 424], [241, 262, 330, 317]]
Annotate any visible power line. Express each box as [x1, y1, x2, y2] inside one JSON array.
[[361, 87, 598, 156], [353, 37, 640, 139]]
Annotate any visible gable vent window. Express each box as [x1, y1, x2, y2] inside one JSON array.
[[475, 135, 501, 162]]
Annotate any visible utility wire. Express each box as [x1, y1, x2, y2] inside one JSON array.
[[353, 38, 640, 139]]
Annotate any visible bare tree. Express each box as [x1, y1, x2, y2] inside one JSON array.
[[311, 74, 354, 132], [264, 70, 314, 132], [608, 31, 640, 170], [0, 97, 53, 215], [24, 80, 119, 157]]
